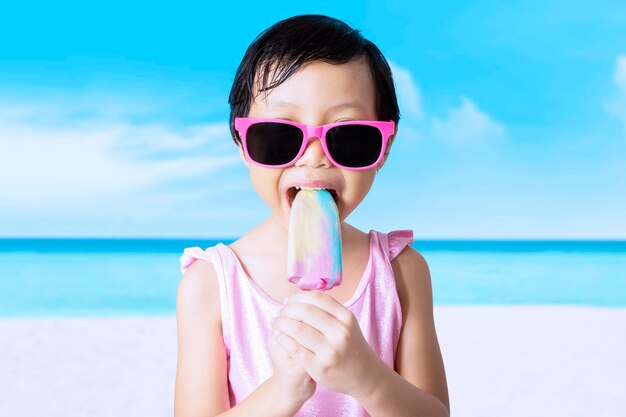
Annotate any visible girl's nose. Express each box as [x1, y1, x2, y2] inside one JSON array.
[[294, 137, 332, 168]]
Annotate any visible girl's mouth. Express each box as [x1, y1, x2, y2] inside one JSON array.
[[287, 186, 339, 209]]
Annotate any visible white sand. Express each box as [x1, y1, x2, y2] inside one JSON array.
[[434, 307, 626, 417], [1, 307, 624, 417], [0, 316, 177, 417]]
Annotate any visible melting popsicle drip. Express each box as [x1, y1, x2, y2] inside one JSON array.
[[287, 188, 343, 291]]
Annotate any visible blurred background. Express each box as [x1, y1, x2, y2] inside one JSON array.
[[2, 0, 625, 313], [1, 0, 625, 239]]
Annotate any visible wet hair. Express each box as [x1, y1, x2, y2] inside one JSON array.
[[228, 14, 400, 144]]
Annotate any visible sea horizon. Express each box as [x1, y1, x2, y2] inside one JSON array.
[[2, 237, 626, 253], [1, 236, 625, 317]]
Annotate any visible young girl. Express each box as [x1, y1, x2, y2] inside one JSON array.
[[175, 15, 450, 417]]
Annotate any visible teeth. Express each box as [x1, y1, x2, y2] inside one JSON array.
[[295, 186, 325, 191]]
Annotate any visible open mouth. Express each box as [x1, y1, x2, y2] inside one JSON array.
[[287, 187, 339, 208]]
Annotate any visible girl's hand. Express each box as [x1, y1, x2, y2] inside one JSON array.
[[272, 291, 382, 400], [267, 326, 317, 407]]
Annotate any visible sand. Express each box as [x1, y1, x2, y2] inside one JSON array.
[[1, 307, 625, 417], [435, 307, 626, 417]]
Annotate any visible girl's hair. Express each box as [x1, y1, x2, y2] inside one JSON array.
[[228, 14, 400, 144]]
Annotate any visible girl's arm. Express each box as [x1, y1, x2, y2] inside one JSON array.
[[357, 247, 450, 417], [174, 260, 230, 416], [174, 261, 309, 417]]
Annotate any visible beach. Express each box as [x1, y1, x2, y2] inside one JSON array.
[[1, 306, 625, 417]]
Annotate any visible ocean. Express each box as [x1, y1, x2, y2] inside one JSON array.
[[1, 238, 625, 317]]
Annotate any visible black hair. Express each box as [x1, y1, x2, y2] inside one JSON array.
[[228, 14, 400, 144]]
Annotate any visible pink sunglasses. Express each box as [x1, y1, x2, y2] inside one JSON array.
[[234, 117, 395, 171]]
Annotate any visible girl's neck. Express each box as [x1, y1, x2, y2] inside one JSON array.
[[228, 215, 372, 305]]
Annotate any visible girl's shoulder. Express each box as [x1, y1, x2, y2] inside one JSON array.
[[391, 245, 429, 282], [177, 255, 221, 315], [177, 238, 232, 320], [389, 236, 433, 318]]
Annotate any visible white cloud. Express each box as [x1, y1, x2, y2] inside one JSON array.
[[614, 56, 626, 90], [388, 62, 505, 146], [430, 97, 506, 146], [0, 100, 240, 209], [389, 61, 424, 120], [606, 55, 626, 130], [0, 91, 165, 125]]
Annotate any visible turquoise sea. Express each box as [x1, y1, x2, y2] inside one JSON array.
[[1, 238, 625, 317]]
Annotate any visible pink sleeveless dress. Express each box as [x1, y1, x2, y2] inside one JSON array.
[[180, 229, 414, 417]]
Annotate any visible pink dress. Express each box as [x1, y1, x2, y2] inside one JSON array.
[[180, 229, 414, 417]]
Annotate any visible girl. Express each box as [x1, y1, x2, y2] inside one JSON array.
[[175, 15, 450, 417]]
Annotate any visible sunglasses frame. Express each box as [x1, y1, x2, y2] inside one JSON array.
[[234, 117, 395, 171]]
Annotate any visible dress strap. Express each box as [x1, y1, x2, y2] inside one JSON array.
[[387, 230, 414, 261]]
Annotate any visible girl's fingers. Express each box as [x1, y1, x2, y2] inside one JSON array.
[[278, 301, 341, 338], [274, 298, 354, 364], [273, 314, 331, 356], [274, 329, 318, 365], [286, 291, 354, 325]]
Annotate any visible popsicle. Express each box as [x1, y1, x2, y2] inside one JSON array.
[[287, 188, 343, 291]]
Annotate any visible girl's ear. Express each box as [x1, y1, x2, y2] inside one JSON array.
[[377, 125, 398, 171], [237, 144, 251, 168]]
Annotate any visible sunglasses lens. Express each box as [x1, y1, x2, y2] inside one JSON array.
[[246, 122, 303, 165], [326, 125, 383, 168]]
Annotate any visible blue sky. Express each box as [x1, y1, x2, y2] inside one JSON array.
[[1, 0, 625, 239]]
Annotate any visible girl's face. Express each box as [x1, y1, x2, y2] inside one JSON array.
[[240, 58, 394, 229]]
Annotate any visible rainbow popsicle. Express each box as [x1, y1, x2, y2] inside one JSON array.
[[287, 188, 343, 291]]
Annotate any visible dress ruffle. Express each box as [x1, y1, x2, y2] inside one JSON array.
[[387, 230, 414, 261], [179, 246, 213, 274]]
